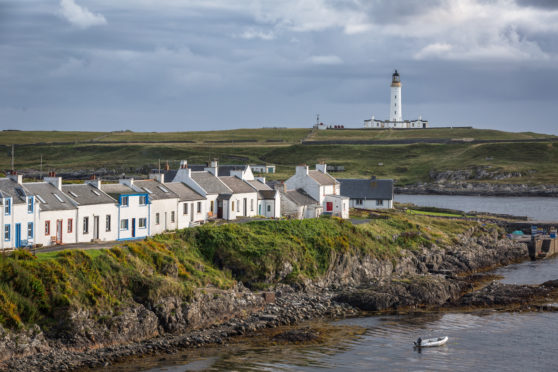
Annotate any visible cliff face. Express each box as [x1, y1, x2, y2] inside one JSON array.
[[0, 221, 528, 370]]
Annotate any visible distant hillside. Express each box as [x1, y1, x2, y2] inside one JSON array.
[[1, 128, 558, 185]]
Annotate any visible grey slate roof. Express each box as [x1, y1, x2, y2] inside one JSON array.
[[283, 189, 319, 206], [24, 183, 77, 211], [191, 172, 232, 195], [164, 182, 205, 201], [0, 178, 30, 204], [219, 176, 256, 194], [338, 178, 394, 200], [308, 170, 338, 186], [133, 180, 179, 200], [101, 183, 137, 199], [188, 164, 249, 177], [245, 179, 272, 191], [258, 190, 277, 200], [62, 184, 116, 205]]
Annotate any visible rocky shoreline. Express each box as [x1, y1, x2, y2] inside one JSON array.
[[395, 182, 558, 197], [1, 225, 552, 372]]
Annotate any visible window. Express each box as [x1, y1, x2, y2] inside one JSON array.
[[355, 199, 363, 206], [250, 199, 254, 211], [45, 221, 50, 235], [232, 201, 235, 211], [121, 196, 129, 206], [27, 197, 34, 213], [237, 200, 240, 212], [4, 224, 10, 241], [183, 203, 188, 215], [106, 215, 111, 232], [157, 185, 169, 193], [376, 199, 384, 206], [170, 211, 175, 223], [120, 219, 129, 230], [83, 217, 89, 234], [27, 222, 33, 239], [68, 219, 73, 233], [4, 198, 11, 215], [155, 213, 160, 225], [197, 202, 201, 213], [139, 195, 147, 205], [210, 200, 214, 212], [53, 194, 65, 203], [267, 205, 271, 212], [139, 218, 146, 228], [36, 195, 46, 204]]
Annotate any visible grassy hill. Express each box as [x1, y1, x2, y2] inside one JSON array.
[[1, 128, 557, 185]]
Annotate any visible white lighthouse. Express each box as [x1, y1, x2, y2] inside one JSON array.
[[389, 70, 402, 122], [364, 69, 428, 129]]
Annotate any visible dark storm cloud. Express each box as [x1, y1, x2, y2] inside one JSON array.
[[516, 0, 558, 9], [0, 0, 557, 133]]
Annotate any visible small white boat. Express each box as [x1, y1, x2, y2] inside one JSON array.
[[414, 336, 448, 348]]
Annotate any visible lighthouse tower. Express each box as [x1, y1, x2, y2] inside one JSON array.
[[389, 70, 402, 122]]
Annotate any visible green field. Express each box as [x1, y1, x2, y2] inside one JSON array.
[[2, 128, 558, 185]]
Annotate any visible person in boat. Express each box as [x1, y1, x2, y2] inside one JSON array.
[[416, 337, 422, 346]]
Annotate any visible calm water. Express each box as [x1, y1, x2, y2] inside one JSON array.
[[395, 194, 558, 221], [105, 195, 558, 372]]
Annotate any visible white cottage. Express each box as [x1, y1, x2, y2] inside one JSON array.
[[131, 179, 180, 235], [101, 180, 150, 241], [218, 176, 259, 220], [338, 178, 394, 210], [0, 174, 38, 250], [24, 176, 78, 247], [245, 179, 281, 218], [285, 164, 349, 219], [164, 182, 207, 228], [62, 181, 119, 242]]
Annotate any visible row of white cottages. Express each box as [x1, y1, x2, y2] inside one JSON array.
[[0, 161, 393, 250]]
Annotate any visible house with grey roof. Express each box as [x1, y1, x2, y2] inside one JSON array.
[[285, 164, 349, 218], [0, 173, 38, 250], [338, 178, 394, 210], [245, 179, 280, 218], [278, 187, 323, 219], [164, 181, 207, 228], [24, 175, 78, 246], [171, 161, 233, 219], [99, 179, 150, 241], [62, 182, 118, 243], [218, 176, 258, 220], [129, 179, 180, 235]]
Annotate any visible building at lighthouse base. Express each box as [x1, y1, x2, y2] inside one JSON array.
[[364, 116, 429, 129]]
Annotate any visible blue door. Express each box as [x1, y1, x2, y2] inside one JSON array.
[[131, 218, 136, 238], [15, 223, 21, 248]]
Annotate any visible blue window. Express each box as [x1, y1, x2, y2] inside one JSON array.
[[27, 197, 34, 213], [4, 224, 10, 241], [120, 219, 129, 230], [4, 198, 11, 216], [139, 195, 147, 205], [27, 222, 33, 239], [121, 196, 129, 207]]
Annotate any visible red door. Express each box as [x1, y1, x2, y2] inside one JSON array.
[[326, 202, 333, 212]]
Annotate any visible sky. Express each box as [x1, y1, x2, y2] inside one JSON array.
[[1, 0, 558, 133]]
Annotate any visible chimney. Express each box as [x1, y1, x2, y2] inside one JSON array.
[[295, 165, 309, 177], [7, 171, 22, 184], [85, 176, 102, 189], [205, 159, 218, 176], [164, 161, 170, 171], [119, 178, 134, 187], [152, 173, 165, 183], [283, 181, 287, 193], [44, 174, 62, 190], [316, 163, 327, 173]]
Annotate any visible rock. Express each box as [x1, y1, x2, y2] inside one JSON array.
[[272, 328, 319, 343]]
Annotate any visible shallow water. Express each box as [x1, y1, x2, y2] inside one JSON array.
[[395, 194, 558, 221]]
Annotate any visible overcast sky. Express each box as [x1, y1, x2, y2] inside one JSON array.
[[1, 0, 558, 133]]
